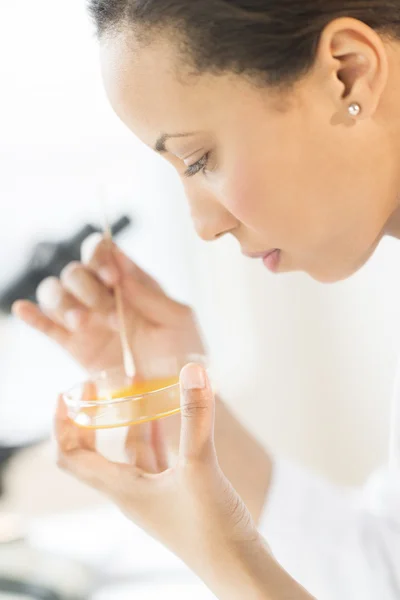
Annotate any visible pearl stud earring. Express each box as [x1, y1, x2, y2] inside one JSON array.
[[348, 102, 361, 117]]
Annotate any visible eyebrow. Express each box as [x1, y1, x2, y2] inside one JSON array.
[[154, 132, 196, 153]]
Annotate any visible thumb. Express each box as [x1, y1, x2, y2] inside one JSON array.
[[179, 363, 216, 462]]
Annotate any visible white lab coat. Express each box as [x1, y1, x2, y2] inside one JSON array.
[[260, 345, 400, 600], [261, 459, 400, 599], [260, 346, 400, 599]]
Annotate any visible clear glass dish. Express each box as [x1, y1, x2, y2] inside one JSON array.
[[63, 354, 207, 429]]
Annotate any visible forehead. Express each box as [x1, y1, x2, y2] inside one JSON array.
[[99, 31, 275, 146]]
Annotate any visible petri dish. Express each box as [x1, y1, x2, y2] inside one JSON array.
[[63, 354, 207, 430]]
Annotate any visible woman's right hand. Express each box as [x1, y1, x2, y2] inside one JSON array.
[[13, 233, 205, 375]]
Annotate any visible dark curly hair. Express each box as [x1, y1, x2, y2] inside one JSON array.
[[88, 1, 400, 84]]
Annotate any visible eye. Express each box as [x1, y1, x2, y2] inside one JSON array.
[[184, 153, 210, 178]]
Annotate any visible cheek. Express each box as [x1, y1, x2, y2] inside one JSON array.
[[222, 153, 273, 226], [222, 149, 304, 240]]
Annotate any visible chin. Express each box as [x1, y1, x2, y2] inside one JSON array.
[[308, 271, 354, 284], [306, 256, 373, 284], [279, 242, 380, 283], [277, 259, 353, 283]]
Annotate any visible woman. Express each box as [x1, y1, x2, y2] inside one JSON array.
[[13, 1, 400, 598]]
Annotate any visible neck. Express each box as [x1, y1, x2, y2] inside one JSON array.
[[385, 202, 400, 238], [381, 42, 400, 239]]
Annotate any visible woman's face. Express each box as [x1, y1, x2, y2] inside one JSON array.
[[100, 31, 400, 283]]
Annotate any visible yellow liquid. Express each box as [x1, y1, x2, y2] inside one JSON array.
[[108, 376, 179, 399], [76, 375, 180, 429]]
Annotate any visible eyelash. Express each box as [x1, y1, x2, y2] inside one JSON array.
[[184, 152, 210, 178]]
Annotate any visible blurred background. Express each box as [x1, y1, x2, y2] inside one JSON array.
[[1, 0, 400, 598]]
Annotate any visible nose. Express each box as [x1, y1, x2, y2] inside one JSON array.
[[188, 190, 238, 242], [193, 216, 234, 242]]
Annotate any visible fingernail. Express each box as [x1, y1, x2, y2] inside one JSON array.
[[180, 364, 206, 391], [65, 309, 84, 331], [98, 266, 118, 286], [81, 232, 103, 264]]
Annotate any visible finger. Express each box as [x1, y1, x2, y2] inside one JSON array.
[[125, 422, 159, 473], [60, 262, 114, 314], [179, 364, 216, 462], [114, 247, 163, 292], [81, 234, 186, 326], [12, 300, 70, 345], [81, 233, 163, 292], [55, 397, 123, 496], [151, 420, 169, 472], [56, 395, 95, 452], [122, 276, 190, 327], [58, 448, 123, 497], [81, 233, 119, 286], [36, 277, 89, 331], [55, 396, 82, 453], [77, 382, 97, 451], [81, 233, 188, 327]]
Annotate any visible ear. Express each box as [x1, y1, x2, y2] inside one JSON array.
[[315, 18, 389, 120]]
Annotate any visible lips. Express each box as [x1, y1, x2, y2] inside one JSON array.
[[242, 248, 281, 273], [262, 249, 280, 272], [243, 249, 274, 259]]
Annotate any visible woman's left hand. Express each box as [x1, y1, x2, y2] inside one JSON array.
[[56, 363, 314, 600]]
